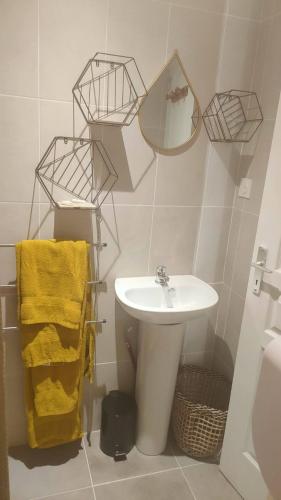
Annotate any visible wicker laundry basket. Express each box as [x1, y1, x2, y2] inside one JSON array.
[[172, 365, 231, 459]]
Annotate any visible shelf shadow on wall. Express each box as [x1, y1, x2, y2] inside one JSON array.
[[213, 335, 235, 382], [90, 123, 156, 196]]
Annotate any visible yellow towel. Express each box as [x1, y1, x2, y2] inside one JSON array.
[[17, 240, 87, 330], [16, 239, 94, 448], [16, 240, 90, 367]]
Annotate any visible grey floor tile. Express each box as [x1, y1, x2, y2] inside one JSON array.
[[37, 487, 95, 500], [95, 469, 194, 500], [85, 432, 179, 485], [183, 464, 242, 500], [9, 441, 92, 500]]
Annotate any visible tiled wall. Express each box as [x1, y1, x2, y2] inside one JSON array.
[[0, 0, 275, 445], [213, 0, 281, 379]]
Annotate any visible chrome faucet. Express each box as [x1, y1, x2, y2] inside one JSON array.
[[155, 265, 170, 286]]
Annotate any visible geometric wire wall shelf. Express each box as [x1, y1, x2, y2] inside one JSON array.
[[203, 90, 263, 143], [73, 52, 147, 127], [36, 136, 118, 209]]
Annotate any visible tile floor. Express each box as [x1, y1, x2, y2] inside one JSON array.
[[8, 432, 242, 500]]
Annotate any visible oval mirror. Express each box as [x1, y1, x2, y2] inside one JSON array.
[[138, 51, 201, 155]]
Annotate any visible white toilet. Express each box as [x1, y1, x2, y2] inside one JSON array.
[[252, 337, 281, 500]]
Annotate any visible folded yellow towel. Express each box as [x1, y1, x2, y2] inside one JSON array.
[[31, 362, 81, 417], [17, 240, 88, 330], [16, 239, 94, 448], [21, 324, 82, 367], [17, 240, 89, 367], [25, 366, 83, 448]]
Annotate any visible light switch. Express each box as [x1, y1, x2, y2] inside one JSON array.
[[238, 177, 252, 199]]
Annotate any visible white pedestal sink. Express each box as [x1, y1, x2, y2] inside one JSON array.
[[115, 275, 218, 456]]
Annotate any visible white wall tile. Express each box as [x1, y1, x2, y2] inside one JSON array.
[[0, 204, 39, 285], [223, 209, 242, 286], [155, 133, 208, 206], [4, 327, 26, 447], [239, 120, 275, 215], [254, 15, 281, 120], [227, 0, 264, 20], [5, 373, 27, 446], [215, 284, 231, 337], [195, 207, 232, 283], [218, 17, 260, 90], [149, 206, 200, 274], [40, 100, 87, 155], [107, 0, 169, 86], [231, 211, 258, 299], [95, 286, 138, 364], [91, 120, 157, 206], [168, 7, 224, 110], [39, 0, 107, 100], [0, 96, 39, 202], [98, 205, 152, 286], [182, 284, 220, 354], [203, 144, 239, 207], [0, 0, 38, 96], [165, 0, 226, 14], [223, 291, 245, 364], [262, 0, 281, 19]]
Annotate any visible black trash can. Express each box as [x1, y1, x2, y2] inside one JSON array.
[[100, 390, 137, 461]]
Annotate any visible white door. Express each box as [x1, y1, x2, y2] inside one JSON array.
[[220, 93, 281, 500]]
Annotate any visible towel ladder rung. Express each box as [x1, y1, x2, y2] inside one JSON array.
[[1, 319, 107, 332], [0, 243, 107, 248], [0, 280, 104, 289]]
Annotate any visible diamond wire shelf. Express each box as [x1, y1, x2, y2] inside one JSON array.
[[73, 52, 147, 127], [203, 90, 263, 143], [36, 136, 118, 209]]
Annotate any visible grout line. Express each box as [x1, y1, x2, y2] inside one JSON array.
[[82, 437, 97, 500], [147, 1, 171, 275], [215, 0, 229, 91], [0, 200, 235, 209], [165, 4, 172, 58], [102, 203, 234, 209], [221, 203, 236, 286], [105, 0, 110, 52], [154, 0, 261, 23], [223, 281, 246, 302], [179, 468, 198, 500], [0, 92, 72, 105], [93, 466, 181, 488], [152, 0, 224, 16], [222, 209, 244, 342], [146, 159, 159, 275], [30, 485, 93, 500], [262, 10, 281, 22]]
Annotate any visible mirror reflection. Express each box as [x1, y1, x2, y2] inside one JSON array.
[[138, 52, 201, 154]]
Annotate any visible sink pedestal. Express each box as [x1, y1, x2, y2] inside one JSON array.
[[135, 321, 185, 455]]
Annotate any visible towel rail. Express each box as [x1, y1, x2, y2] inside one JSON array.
[[1, 319, 107, 332], [0, 241, 107, 331], [0, 243, 107, 248], [0, 280, 104, 289]]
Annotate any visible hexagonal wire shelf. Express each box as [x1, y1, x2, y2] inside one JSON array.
[[73, 52, 147, 126], [203, 90, 263, 143], [36, 136, 118, 209]]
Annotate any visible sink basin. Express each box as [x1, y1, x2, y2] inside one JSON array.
[[115, 274, 219, 456], [115, 275, 218, 324]]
